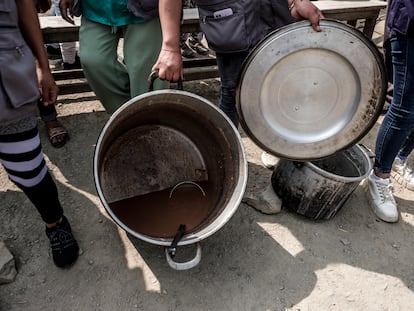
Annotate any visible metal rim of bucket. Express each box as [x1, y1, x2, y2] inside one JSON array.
[[304, 144, 372, 183], [93, 89, 248, 247]]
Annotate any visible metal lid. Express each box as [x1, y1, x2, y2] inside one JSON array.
[[237, 19, 386, 160]]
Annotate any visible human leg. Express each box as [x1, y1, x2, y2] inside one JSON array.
[[0, 126, 79, 267], [181, 32, 196, 58], [188, 32, 209, 55], [215, 51, 249, 127], [123, 18, 168, 97], [392, 130, 414, 190], [180, 0, 198, 58], [45, 7, 61, 58], [37, 101, 69, 148], [366, 172, 398, 222], [184, 0, 208, 55], [374, 36, 414, 175], [38, 101, 57, 123], [51, 0, 79, 67], [367, 35, 414, 222], [383, 38, 393, 111], [37, 1, 71, 148], [79, 18, 130, 113], [398, 131, 414, 159], [216, 51, 282, 214]]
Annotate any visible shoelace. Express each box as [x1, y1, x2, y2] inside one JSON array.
[[377, 181, 396, 204]]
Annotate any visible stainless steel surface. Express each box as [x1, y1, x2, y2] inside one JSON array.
[[237, 19, 386, 160], [271, 144, 372, 220], [169, 181, 206, 198], [94, 90, 248, 247]]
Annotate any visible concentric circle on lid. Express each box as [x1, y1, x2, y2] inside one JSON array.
[[237, 19, 386, 160]]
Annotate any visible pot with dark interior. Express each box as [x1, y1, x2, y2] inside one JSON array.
[[94, 86, 247, 270], [271, 144, 372, 220]]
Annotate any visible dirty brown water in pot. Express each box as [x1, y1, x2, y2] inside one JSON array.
[[108, 181, 218, 238]]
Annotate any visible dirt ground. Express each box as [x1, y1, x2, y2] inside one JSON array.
[[2, 10, 414, 310], [1, 76, 414, 311]]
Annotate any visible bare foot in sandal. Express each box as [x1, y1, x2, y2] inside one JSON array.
[[45, 119, 69, 148]]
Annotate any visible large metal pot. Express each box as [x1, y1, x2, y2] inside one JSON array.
[[271, 144, 372, 220], [236, 19, 386, 220], [94, 89, 247, 270], [237, 19, 386, 161]]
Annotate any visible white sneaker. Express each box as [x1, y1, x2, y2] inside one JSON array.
[[392, 157, 414, 191], [261, 152, 279, 170], [366, 171, 398, 223]]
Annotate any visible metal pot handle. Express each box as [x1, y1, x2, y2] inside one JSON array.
[[165, 243, 202, 270], [148, 71, 183, 92]]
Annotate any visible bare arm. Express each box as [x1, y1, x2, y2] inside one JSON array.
[[15, 0, 58, 105], [288, 0, 324, 31], [152, 0, 183, 82]]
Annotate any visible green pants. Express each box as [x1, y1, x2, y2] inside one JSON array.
[[79, 17, 168, 114]]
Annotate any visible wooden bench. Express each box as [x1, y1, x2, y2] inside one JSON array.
[[52, 58, 219, 95], [40, 0, 386, 95], [183, 1, 387, 38], [40, 1, 387, 43], [40, 15, 219, 95], [314, 0, 387, 38]]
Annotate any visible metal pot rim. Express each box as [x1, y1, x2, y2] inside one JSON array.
[[93, 90, 248, 246], [237, 19, 386, 160]]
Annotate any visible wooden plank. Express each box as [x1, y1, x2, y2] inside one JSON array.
[[52, 57, 217, 81], [39, 16, 80, 44], [181, 7, 201, 34], [315, 0, 386, 13], [54, 64, 219, 96], [57, 81, 91, 95], [40, 1, 387, 44], [311, 1, 386, 38], [39, 13, 199, 43], [183, 57, 216, 68], [52, 68, 84, 80], [183, 65, 219, 81]]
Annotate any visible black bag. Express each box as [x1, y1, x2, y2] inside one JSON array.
[[72, 0, 81, 17], [196, 0, 253, 53], [126, 0, 159, 20], [195, 0, 293, 53]]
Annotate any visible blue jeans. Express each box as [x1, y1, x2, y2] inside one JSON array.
[[215, 51, 249, 127], [374, 35, 414, 173], [399, 131, 414, 158]]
